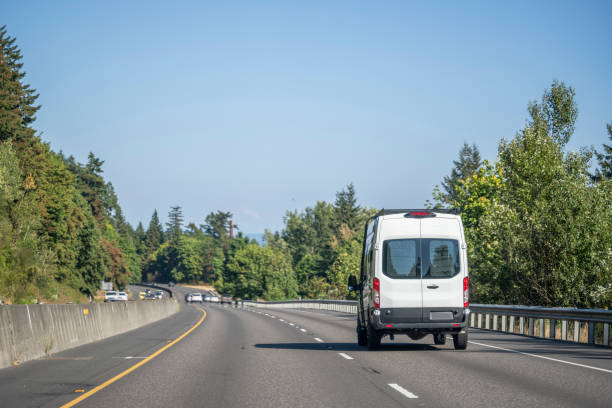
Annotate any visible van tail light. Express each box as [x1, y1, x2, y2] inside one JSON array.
[[463, 277, 469, 308], [373, 277, 380, 309]]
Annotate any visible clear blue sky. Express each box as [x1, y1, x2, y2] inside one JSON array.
[[4, 1, 612, 233]]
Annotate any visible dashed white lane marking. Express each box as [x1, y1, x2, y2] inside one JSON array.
[[338, 353, 354, 360], [270, 315, 276, 318], [388, 383, 418, 399], [279, 319, 285, 322], [289, 323, 295, 326], [468, 341, 612, 374], [264, 313, 270, 316], [300, 328, 307, 332], [314, 338, 324, 342]]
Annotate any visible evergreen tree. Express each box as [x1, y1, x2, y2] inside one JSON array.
[[591, 122, 612, 181], [334, 182, 360, 231], [439, 143, 482, 205], [134, 222, 146, 255], [166, 206, 184, 241], [144, 210, 163, 255], [0, 26, 39, 143]]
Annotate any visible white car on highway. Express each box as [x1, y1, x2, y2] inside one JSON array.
[[104, 291, 128, 302], [186, 293, 203, 303]]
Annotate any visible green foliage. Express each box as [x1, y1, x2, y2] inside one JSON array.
[[224, 244, 297, 300], [438, 143, 482, 205], [0, 27, 140, 302], [591, 122, 612, 181], [435, 80, 612, 308], [202, 210, 234, 240]]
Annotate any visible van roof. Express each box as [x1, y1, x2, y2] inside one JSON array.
[[373, 208, 460, 218]]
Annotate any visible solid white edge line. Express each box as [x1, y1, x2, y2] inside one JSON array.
[[388, 383, 419, 399], [314, 338, 324, 342], [468, 341, 612, 374], [338, 353, 354, 360]]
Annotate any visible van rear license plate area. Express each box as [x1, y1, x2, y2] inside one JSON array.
[[430, 311, 454, 320]]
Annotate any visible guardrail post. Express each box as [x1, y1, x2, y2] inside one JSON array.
[[485, 314, 490, 329], [509, 316, 515, 333], [604, 323, 609, 346], [493, 315, 498, 331], [501, 315, 506, 332], [561, 320, 567, 340], [529, 318, 534, 336], [549, 319, 556, 339], [588, 322, 595, 344], [539, 319, 545, 337], [478, 313, 482, 328], [470, 313, 475, 327], [574, 321, 580, 343], [519, 317, 524, 334]]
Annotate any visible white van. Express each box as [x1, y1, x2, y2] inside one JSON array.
[[348, 209, 469, 350]]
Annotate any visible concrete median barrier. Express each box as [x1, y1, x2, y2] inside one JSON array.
[[0, 299, 179, 369]]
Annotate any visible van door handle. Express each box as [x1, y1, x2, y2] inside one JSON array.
[[427, 284, 439, 289]]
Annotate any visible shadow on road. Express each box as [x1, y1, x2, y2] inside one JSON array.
[[254, 342, 440, 352]]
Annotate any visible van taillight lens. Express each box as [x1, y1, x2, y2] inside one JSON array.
[[373, 277, 380, 309], [463, 277, 469, 308]]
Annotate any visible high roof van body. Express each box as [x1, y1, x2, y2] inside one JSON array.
[[351, 209, 470, 350]]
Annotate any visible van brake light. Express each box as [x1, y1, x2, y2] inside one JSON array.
[[463, 277, 469, 308], [405, 211, 436, 218], [373, 277, 380, 309]]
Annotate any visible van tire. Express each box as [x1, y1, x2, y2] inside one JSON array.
[[453, 330, 468, 350], [367, 323, 382, 350], [357, 326, 368, 346]]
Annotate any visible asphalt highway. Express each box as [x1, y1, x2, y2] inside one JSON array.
[[1, 286, 610, 408]]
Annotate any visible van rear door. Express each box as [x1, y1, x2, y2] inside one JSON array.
[[420, 217, 465, 324], [378, 217, 422, 324]]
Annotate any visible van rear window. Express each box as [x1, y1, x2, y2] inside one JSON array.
[[382, 239, 460, 279], [383, 239, 419, 279], [422, 239, 460, 278]]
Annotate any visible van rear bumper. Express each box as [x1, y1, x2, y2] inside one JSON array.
[[372, 320, 468, 330], [370, 308, 470, 331]]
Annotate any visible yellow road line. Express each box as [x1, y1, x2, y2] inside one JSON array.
[[60, 308, 207, 408]]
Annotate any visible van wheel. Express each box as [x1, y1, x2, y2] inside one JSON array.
[[357, 326, 367, 346], [453, 330, 468, 350], [433, 333, 446, 345], [367, 323, 382, 350]]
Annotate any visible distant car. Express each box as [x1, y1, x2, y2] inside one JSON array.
[[144, 292, 157, 300], [209, 296, 220, 303], [188, 293, 203, 303], [117, 292, 128, 301], [221, 294, 233, 304], [138, 291, 147, 300], [203, 295, 211, 302], [168, 281, 175, 287], [104, 291, 120, 302], [155, 290, 163, 300]]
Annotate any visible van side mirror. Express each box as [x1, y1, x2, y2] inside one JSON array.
[[348, 275, 359, 291]]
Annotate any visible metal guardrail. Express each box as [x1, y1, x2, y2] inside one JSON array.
[[240, 300, 611, 347], [242, 299, 358, 313]]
